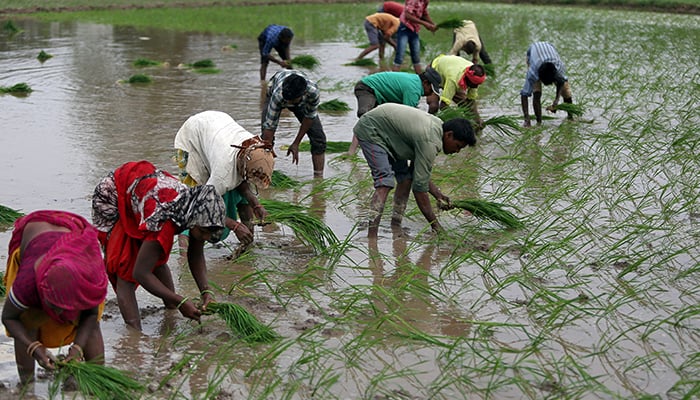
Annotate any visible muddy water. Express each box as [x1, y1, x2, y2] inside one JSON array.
[[1, 10, 699, 399]]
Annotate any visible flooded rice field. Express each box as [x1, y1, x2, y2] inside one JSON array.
[[0, 2, 699, 399]]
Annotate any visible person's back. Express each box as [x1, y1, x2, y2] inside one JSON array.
[[361, 72, 424, 106], [380, 1, 404, 18], [175, 111, 256, 195]]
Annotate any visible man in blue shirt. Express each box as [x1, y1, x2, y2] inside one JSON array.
[[520, 41, 574, 127], [258, 24, 294, 81]]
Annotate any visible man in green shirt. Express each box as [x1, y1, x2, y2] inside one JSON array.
[[348, 70, 441, 154], [353, 103, 476, 237]]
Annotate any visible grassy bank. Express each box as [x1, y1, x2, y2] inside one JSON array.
[[0, 0, 698, 15]]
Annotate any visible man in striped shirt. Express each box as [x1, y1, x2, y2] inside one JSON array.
[[520, 41, 573, 127], [261, 69, 327, 177], [258, 24, 294, 81]]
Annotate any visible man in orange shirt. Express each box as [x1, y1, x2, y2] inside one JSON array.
[[356, 12, 400, 61]]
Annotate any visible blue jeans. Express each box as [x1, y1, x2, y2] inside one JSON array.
[[393, 23, 421, 69]]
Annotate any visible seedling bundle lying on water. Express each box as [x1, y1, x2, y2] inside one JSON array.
[[132, 58, 163, 67], [0, 204, 23, 227], [345, 58, 377, 67], [318, 99, 351, 112], [435, 107, 521, 136], [205, 302, 279, 343], [51, 360, 144, 400], [260, 199, 339, 253], [0, 83, 32, 94], [449, 199, 523, 229], [37, 50, 53, 62], [271, 170, 302, 189], [290, 55, 320, 70], [125, 74, 152, 84]]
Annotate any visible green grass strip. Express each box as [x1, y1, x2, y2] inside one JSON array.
[[318, 99, 351, 112], [205, 302, 279, 343], [290, 54, 319, 70], [260, 198, 339, 253], [451, 199, 524, 229], [53, 360, 145, 400]]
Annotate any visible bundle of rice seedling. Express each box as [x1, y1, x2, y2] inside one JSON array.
[[553, 103, 584, 117], [53, 360, 144, 400], [436, 18, 464, 30], [132, 58, 161, 67], [205, 302, 279, 343], [482, 115, 521, 136], [345, 58, 377, 67], [191, 59, 215, 68], [260, 199, 339, 253], [37, 50, 53, 62], [290, 55, 320, 70], [318, 99, 351, 112], [435, 106, 475, 122], [0, 204, 23, 226], [3, 20, 21, 34], [0, 83, 32, 94], [450, 199, 523, 229], [483, 63, 496, 78], [271, 170, 302, 189], [126, 74, 152, 84]]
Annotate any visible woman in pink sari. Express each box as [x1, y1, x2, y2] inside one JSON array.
[[2, 210, 108, 384]]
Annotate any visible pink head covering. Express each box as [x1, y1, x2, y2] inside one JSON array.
[[35, 220, 108, 324]]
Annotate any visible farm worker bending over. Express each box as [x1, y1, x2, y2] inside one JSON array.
[[429, 54, 487, 128], [353, 103, 476, 237], [261, 70, 327, 178], [520, 41, 574, 127], [174, 110, 274, 252], [258, 24, 294, 81], [378, 1, 404, 18], [91, 160, 226, 331], [2, 210, 108, 385], [355, 12, 400, 61], [347, 69, 442, 155], [448, 20, 492, 65], [393, 0, 436, 74]]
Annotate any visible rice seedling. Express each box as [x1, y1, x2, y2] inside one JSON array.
[[290, 54, 320, 70], [125, 74, 152, 83], [483, 62, 496, 78], [288, 141, 351, 153], [271, 170, 302, 189], [449, 199, 524, 229], [259, 199, 339, 253], [0, 204, 23, 226], [191, 59, 215, 68], [0, 83, 32, 94], [554, 102, 585, 116], [204, 301, 279, 343], [483, 115, 521, 136], [435, 105, 475, 122], [436, 18, 464, 30], [2, 20, 21, 34], [51, 360, 145, 400], [37, 50, 53, 62], [344, 58, 377, 67], [318, 99, 351, 112], [132, 57, 162, 67]]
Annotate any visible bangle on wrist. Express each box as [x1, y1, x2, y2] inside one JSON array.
[[26, 341, 42, 357], [232, 221, 241, 232], [201, 289, 215, 296], [71, 344, 84, 360], [176, 297, 189, 310]]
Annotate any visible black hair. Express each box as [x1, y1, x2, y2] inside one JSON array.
[[464, 40, 477, 54], [282, 74, 307, 100], [443, 118, 476, 147], [470, 63, 485, 77], [280, 28, 294, 40], [538, 62, 557, 85]]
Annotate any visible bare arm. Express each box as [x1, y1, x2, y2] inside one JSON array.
[[414, 190, 443, 233], [286, 117, 315, 164], [2, 301, 57, 370]]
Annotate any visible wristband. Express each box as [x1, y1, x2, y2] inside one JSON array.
[[232, 221, 241, 232], [26, 341, 42, 357], [70, 344, 84, 360], [201, 289, 215, 296]]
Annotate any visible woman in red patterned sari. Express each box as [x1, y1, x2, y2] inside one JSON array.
[[91, 160, 226, 331]]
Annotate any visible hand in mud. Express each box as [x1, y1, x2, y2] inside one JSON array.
[[34, 345, 57, 370], [287, 142, 300, 164], [281, 60, 291, 69], [437, 196, 452, 210], [200, 292, 214, 312], [233, 222, 253, 245], [253, 204, 268, 223], [178, 300, 202, 323]]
